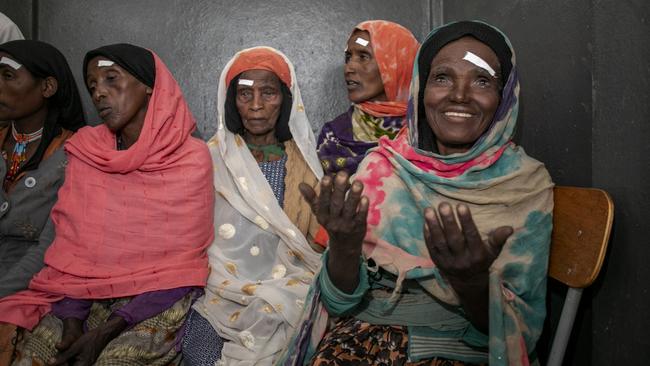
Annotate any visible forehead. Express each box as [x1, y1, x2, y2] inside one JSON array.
[[431, 36, 500, 71], [347, 29, 372, 48], [238, 69, 280, 85], [0, 51, 25, 72], [86, 56, 125, 75]]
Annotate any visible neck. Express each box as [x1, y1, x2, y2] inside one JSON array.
[[436, 141, 472, 156], [244, 131, 278, 146], [13, 106, 48, 135]]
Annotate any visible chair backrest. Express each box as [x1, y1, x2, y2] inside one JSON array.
[[546, 186, 614, 366], [549, 186, 614, 288]]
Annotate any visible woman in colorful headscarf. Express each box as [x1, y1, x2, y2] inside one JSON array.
[[316, 20, 419, 175], [0, 43, 214, 366], [285, 21, 554, 366], [182, 47, 324, 366], [0, 40, 85, 297]]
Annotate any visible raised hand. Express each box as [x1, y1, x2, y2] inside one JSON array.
[[49, 316, 126, 366], [299, 171, 368, 293]]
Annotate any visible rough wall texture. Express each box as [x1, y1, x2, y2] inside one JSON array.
[[37, 0, 430, 139]]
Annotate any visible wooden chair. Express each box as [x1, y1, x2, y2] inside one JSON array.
[[546, 186, 614, 366]]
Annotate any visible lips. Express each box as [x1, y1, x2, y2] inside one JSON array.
[[98, 106, 112, 119], [346, 79, 361, 90], [444, 111, 473, 118]]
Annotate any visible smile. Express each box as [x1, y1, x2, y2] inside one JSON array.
[[444, 111, 473, 118]]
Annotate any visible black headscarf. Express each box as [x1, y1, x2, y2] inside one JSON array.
[[0, 40, 85, 172], [416, 21, 513, 151], [83, 43, 155, 89], [224, 74, 293, 142]]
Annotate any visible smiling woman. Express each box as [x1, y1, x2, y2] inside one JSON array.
[[316, 20, 419, 175], [282, 21, 554, 366]]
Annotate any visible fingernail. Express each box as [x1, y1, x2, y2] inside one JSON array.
[[458, 204, 467, 214], [352, 182, 361, 192], [440, 204, 451, 215], [424, 208, 434, 219]]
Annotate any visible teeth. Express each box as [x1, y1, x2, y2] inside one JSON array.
[[445, 112, 472, 118]]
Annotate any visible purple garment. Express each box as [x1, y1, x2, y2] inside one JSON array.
[[316, 106, 404, 175], [50, 287, 199, 329]]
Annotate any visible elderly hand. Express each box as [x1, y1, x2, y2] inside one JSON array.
[[299, 171, 368, 293], [55, 318, 83, 354], [422, 202, 513, 332], [48, 316, 127, 366], [423, 203, 513, 283]]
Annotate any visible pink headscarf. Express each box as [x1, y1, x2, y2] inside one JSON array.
[[0, 51, 215, 330]]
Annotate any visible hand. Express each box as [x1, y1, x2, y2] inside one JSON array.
[[423, 203, 513, 285], [49, 316, 127, 366], [55, 318, 83, 353], [299, 171, 369, 293], [299, 171, 368, 256]]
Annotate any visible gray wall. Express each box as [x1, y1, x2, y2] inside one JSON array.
[[1, 0, 649, 364], [3, 0, 432, 139]]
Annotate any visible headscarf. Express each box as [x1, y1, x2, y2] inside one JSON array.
[[355, 20, 420, 117], [83, 43, 155, 89], [193, 46, 323, 365], [0, 45, 214, 330], [316, 20, 419, 175], [0, 40, 85, 173], [286, 21, 554, 366]]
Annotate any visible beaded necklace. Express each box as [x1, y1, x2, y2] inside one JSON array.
[[5, 122, 43, 185]]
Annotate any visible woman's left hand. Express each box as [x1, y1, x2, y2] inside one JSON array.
[[423, 202, 513, 285], [48, 316, 127, 366]]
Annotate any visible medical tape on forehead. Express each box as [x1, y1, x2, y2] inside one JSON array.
[[97, 60, 115, 67], [0, 57, 22, 70], [355, 37, 369, 47], [238, 79, 254, 86], [462, 51, 496, 78]]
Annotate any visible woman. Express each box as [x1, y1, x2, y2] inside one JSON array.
[[0, 43, 214, 366], [287, 21, 554, 366], [0, 40, 84, 297], [317, 20, 419, 175], [184, 47, 324, 366]]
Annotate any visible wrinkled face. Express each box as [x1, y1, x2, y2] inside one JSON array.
[[85, 56, 152, 133], [235, 69, 283, 138], [423, 36, 501, 155], [344, 29, 386, 103], [0, 52, 49, 121]]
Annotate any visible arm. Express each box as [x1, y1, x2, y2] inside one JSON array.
[[0, 217, 56, 298], [318, 249, 370, 316]]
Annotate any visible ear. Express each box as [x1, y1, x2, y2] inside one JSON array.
[[42, 76, 58, 98], [145, 86, 153, 95]]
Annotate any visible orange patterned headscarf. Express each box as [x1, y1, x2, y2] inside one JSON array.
[[225, 48, 292, 88], [354, 20, 419, 117]]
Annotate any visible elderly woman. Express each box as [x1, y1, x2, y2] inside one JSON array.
[[183, 47, 324, 366], [287, 21, 554, 366], [0, 43, 214, 366], [0, 40, 84, 297], [317, 20, 419, 175]]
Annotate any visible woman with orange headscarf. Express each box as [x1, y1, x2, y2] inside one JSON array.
[[182, 47, 324, 366], [316, 20, 419, 175]]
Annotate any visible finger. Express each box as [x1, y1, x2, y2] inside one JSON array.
[[329, 171, 350, 218], [456, 204, 483, 252], [352, 196, 369, 227], [438, 203, 465, 255], [341, 181, 363, 220], [298, 182, 318, 213], [487, 226, 514, 257], [49, 344, 78, 366], [423, 207, 450, 261], [316, 175, 333, 222]]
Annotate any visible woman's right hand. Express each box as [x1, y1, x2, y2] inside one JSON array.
[[299, 171, 368, 293]]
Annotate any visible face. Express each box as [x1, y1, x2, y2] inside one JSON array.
[[344, 29, 386, 103], [0, 51, 55, 121], [85, 56, 152, 134], [423, 36, 501, 155], [235, 69, 283, 138]]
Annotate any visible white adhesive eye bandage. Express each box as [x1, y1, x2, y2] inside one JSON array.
[[462, 51, 496, 78], [238, 79, 254, 86], [97, 60, 115, 67], [0, 57, 22, 70], [355, 37, 369, 47]]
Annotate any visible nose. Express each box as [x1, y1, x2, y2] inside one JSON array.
[[450, 80, 470, 103], [344, 58, 358, 75], [92, 84, 106, 103], [250, 91, 263, 111]]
